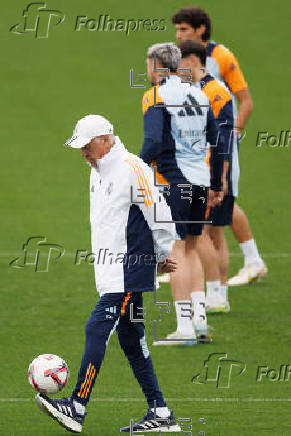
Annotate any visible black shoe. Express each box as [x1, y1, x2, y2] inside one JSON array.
[[35, 393, 86, 433], [120, 409, 181, 432]]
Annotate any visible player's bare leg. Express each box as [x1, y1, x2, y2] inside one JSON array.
[[230, 203, 252, 242], [170, 240, 190, 302], [208, 226, 230, 311], [208, 226, 229, 284], [229, 203, 267, 285], [196, 229, 222, 308], [197, 230, 220, 281], [167, 240, 197, 343], [198, 226, 230, 313], [154, 238, 206, 345], [185, 235, 211, 342]]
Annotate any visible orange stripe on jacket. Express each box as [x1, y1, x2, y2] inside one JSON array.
[[124, 158, 153, 208], [125, 158, 148, 207], [130, 159, 152, 207], [134, 160, 154, 205]]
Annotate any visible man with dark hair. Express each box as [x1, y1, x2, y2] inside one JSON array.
[[179, 39, 234, 312], [172, 7, 267, 286], [178, 39, 206, 65], [172, 7, 211, 42]]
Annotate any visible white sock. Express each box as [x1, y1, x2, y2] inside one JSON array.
[[220, 285, 228, 302], [174, 300, 194, 335], [73, 400, 86, 415], [240, 239, 262, 266], [206, 280, 221, 300], [191, 291, 207, 327], [150, 406, 170, 418]]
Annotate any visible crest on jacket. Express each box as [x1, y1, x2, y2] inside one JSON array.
[[105, 182, 113, 196]]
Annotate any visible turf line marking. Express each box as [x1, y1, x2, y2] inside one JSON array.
[[1, 397, 291, 403]]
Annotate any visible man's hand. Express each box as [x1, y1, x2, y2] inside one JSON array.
[[157, 257, 177, 274], [208, 189, 224, 207]]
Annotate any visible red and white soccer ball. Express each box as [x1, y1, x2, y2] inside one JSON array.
[[28, 354, 69, 394]]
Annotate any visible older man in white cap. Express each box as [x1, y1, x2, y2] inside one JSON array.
[[35, 114, 181, 433]]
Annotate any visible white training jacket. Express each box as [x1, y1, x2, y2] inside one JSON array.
[[89, 136, 175, 296]]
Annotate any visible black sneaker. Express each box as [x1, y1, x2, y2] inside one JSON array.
[[35, 393, 86, 433], [120, 409, 181, 432]]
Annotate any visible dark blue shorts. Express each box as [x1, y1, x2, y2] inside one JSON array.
[[209, 195, 234, 226], [163, 184, 208, 240]]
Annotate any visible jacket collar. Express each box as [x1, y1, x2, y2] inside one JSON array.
[[161, 74, 181, 85], [97, 136, 127, 174]]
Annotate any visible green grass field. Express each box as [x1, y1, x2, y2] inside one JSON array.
[[1, 1, 291, 435]]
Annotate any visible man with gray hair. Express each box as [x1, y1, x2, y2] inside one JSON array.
[[140, 42, 227, 345], [147, 42, 181, 73]]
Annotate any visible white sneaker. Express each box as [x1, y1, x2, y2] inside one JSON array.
[[153, 330, 197, 346], [206, 298, 230, 313], [228, 261, 268, 286], [156, 273, 170, 284]]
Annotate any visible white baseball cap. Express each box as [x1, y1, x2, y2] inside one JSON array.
[[64, 114, 114, 148]]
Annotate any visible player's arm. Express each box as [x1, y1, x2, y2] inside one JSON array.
[[206, 107, 224, 193], [139, 105, 165, 164], [221, 161, 229, 196], [217, 100, 235, 194], [234, 88, 253, 133], [217, 101, 234, 159], [220, 46, 253, 132]]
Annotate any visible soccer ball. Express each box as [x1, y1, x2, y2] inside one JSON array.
[[28, 354, 69, 394]]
